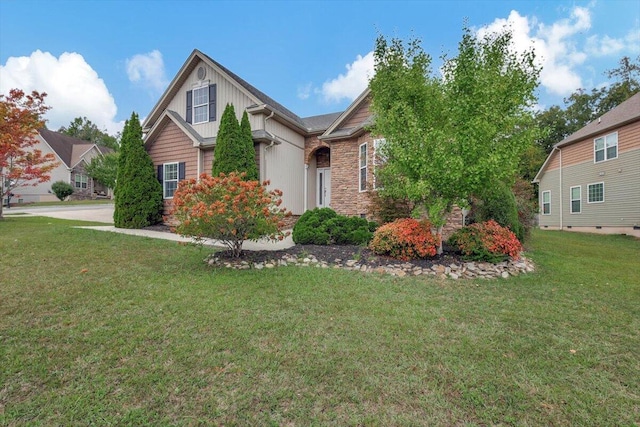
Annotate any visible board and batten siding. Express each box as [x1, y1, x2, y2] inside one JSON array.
[[262, 141, 305, 215], [265, 119, 305, 149], [166, 60, 260, 139]]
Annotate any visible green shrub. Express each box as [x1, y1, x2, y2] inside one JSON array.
[[475, 181, 524, 241], [369, 218, 438, 261], [512, 178, 537, 242], [449, 220, 522, 263], [292, 208, 376, 245], [51, 181, 74, 201]]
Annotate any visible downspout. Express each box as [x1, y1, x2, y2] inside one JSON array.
[[304, 163, 309, 212], [262, 110, 276, 180], [558, 147, 563, 230]]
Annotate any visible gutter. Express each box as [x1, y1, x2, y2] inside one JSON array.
[[558, 146, 563, 230]]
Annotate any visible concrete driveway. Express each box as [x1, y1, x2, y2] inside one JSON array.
[[5, 204, 114, 224]]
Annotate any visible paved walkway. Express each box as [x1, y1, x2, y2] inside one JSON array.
[[5, 204, 294, 251]]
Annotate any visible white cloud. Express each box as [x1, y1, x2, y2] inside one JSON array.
[[297, 82, 312, 100], [320, 51, 374, 103], [586, 34, 625, 56], [126, 50, 168, 93], [0, 50, 122, 134]]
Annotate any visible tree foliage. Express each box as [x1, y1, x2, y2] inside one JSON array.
[[59, 116, 119, 150], [171, 172, 290, 257], [212, 105, 258, 180], [85, 152, 118, 190], [369, 27, 540, 252], [113, 112, 163, 228], [0, 89, 58, 217]]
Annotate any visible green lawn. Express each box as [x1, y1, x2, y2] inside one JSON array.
[[1, 217, 638, 426]]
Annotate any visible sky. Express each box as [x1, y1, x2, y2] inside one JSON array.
[[1, 0, 638, 136]]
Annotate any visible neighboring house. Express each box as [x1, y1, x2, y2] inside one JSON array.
[[533, 92, 640, 237], [7, 129, 113, 204], [143, 49, 463, 233]]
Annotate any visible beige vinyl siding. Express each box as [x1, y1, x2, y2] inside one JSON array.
[[166, 60, 259, 138], [560, 148, 640, 228], [266, 119, 305, 149], [262, 142, 305, 215], [538, 169, 560, 228]]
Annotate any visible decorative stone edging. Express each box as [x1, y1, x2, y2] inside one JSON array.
[[205, 253, 535, 280]]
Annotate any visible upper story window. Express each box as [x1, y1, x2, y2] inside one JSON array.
[[594, 132, 617, 163], [359, 142, 367, 192], [186, 84, 217, 125]]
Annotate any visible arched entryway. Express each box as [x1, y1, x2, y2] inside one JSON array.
[[306, 145, 331, 210]]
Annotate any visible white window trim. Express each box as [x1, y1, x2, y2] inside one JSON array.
[[542, 190, 551, 215], [594, 132, 618, 163], [570, 185, 581, 214], [192, 85, 209, 125], [587, 181, 605, 204], [74, 173, 88, 189], [359, 142, 368, 193], [163, 162, 179, 199]]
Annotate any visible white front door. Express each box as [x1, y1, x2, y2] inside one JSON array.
[[317, 168, 331, 208]]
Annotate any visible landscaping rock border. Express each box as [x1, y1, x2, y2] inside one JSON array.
[[205, 253, 535, 280]]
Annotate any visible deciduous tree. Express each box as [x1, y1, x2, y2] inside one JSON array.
[[85, 152, 118, 190], [59, 116, 119, 150], [0, 89, 58, 218], [370, 27, 540, 253]]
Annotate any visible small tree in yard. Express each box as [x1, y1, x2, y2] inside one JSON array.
[[212, 105, 258, 180], [369, 27, 540, 253], [113, 112, 163, 228], [171, 172, 291, 258], [0, 89, 58, 218], [51, 181, 74, 201]]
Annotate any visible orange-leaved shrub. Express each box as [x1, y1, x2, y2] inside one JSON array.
[[448, 219, 522, 263], [369, 218, 438, 261], [171, 172, 291, 257]]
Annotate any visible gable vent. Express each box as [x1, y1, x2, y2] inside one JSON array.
[[197, 66, 206, 80]]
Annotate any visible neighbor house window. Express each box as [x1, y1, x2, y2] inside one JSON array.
[[192, 86, 209, 124], [359, 142, 367, 192], [588, 182, 604, 203], [594, 132, 618, 163], [163, 162, 179, 199], [74, 174, 88, 189], [542, 191, 551, 215], [570, 186, 581, 214], [373, 138, 386, 189]]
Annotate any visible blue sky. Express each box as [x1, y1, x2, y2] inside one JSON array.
[[1, 0, 638, 135]]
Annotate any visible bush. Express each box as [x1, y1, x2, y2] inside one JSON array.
[[512, 178, 537, 242], [367, 190, 414, 224], [449, 220, 522, 263], [51, 181, 74, 201], [475, 181, 524, 241], [292, 208, 376, 245], [171, 172, 291, 257], [369, 218, 438, 261]]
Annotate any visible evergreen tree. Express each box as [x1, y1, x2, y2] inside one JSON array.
[[239, 111, 259, 180], [113, 112, 163, 228], [212, 105, 258, 180]]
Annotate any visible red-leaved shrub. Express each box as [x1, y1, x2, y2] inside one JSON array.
[[449, 220, 522, 262], [171, 172, 291, 257], [369, 218, 438, 261]]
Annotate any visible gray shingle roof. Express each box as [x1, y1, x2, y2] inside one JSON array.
[[39, 128, 94, 168], [301, 112, 343, 133]]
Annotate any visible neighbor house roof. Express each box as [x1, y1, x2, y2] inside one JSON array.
[[39, 128, 97, 168]]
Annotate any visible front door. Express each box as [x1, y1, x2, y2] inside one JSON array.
[[317, 168, 331, 208]]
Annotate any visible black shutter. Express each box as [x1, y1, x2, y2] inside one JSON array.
[[209, 84, 216, 122], [178, 162, 186, 180], [186, 90, 193, 123], [157, 165, 163, 184]]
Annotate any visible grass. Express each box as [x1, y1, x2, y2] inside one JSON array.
[[1, 216, 639, 425]]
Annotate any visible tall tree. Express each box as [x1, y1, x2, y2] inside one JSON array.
[[59, 116, 119, 150], [0, 89, 58, 219], [239, 111, 259, 180], [113, 112, 163, 228], [370, 27, 540, 253]]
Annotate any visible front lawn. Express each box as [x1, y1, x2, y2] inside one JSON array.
[[1, 217, 638, 425]]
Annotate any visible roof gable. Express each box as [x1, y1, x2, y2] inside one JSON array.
[[320, 88, 372, 140], [38, 128, 97, 168]]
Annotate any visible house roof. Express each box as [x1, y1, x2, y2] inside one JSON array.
[[301, 112, 343, 133], [39, 128, 98, 168], [320, 88, 373, 140], [533, 92, 640, 183]]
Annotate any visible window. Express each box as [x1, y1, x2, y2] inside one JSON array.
[[163, 163, 178, 198], [359, 143, 367, 192], [192, 86, 209, 124], [594, 132, 618, 162], [373, 138, 386, 189], [74, 174, 88, 189], [570, 186, 581, 214], [542, 191, 551, 215], [588, 182, 604, 203]]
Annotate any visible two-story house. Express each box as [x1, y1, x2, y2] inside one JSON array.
[[533, 92, 640, 237]]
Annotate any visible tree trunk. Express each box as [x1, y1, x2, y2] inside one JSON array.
[[431, 225, 444, 255]]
